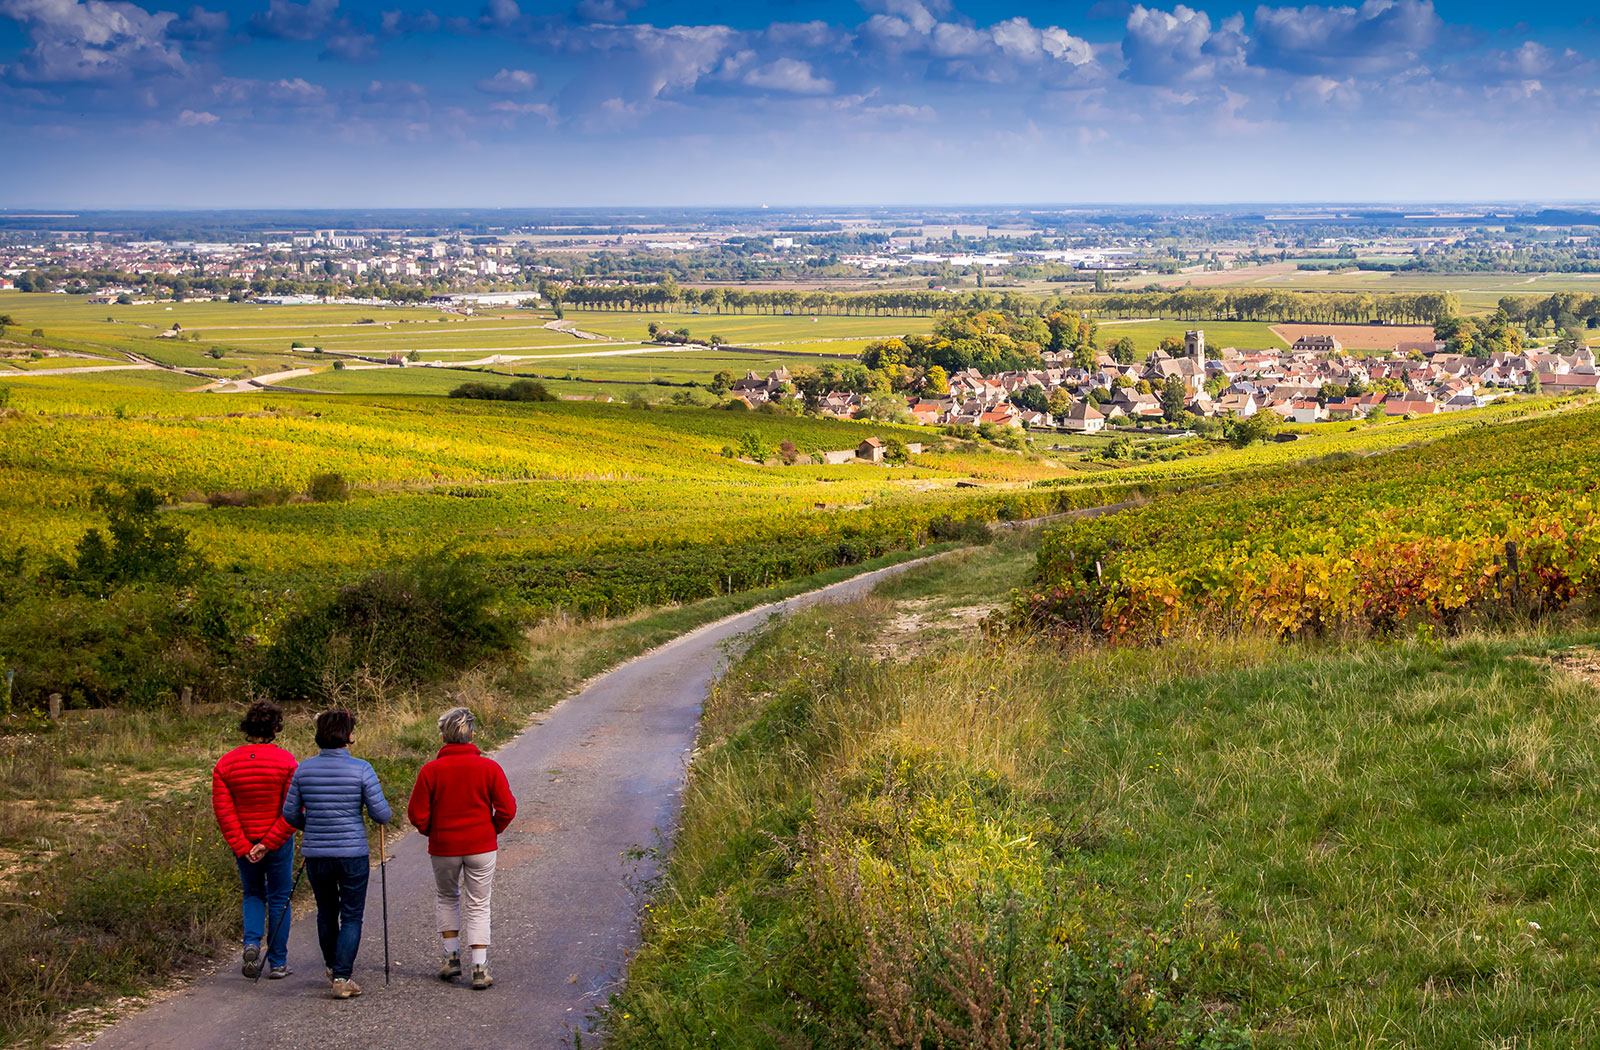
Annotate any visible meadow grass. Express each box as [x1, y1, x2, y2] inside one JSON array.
[[609, 531, 1600, 1049]]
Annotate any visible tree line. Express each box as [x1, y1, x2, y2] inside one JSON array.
[[549, 282, 1462, 326]]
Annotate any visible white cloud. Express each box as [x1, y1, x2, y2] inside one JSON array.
[[1250, 0, 1440, 74], [742, 57, 834, 94], [0, 0, 185, 81], [177, 107, 217, 124], [477, 67, 538, 93]]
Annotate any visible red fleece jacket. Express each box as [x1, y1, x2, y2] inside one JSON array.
[[407, 743, 516, 856], [212, 743, 298, 857]]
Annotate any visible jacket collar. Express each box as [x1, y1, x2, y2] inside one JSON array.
[[319, 747, 351, 757], [438, 742, 482, 759]]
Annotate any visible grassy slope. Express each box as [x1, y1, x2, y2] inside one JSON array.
[[610, 532, 1600, 1049], [0, 543, 959, 1049]]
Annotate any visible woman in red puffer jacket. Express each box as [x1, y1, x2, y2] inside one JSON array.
[[213, 700, 299, 979]]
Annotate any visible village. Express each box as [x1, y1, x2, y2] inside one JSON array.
[[723, 329, 1600, 432]]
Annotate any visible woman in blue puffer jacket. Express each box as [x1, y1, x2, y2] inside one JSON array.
[[282, 709, 393, 1000]]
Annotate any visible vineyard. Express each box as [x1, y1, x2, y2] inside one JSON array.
[[1018, 403, 1600, 643]]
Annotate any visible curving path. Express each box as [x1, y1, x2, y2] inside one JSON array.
[[84, 559, 933, 1050]]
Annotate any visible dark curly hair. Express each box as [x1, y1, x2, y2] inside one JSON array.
[[315, 708, 357, 750], [240, 700, 284, 742]]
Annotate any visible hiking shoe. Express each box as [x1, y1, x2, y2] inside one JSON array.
[[331, 978, 362, 999], [267, 965, 292, 980], [241, 945, 261, 979], [470, 964, 493, 990], [439, 952, 462, 980]]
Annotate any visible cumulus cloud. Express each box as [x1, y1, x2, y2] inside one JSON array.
[[379, 7, 439, 34], [177, 107, 217, 124], [1122, 4, 1246, 85], [321, 30, 376, 61], [247, 0, 337, 41], [575, 0, 640, 23], [1481, 41, 1595, 80], [477, 67, 538, 93], [742, 57, 833, 94], [1250, 0, 1441, 74], [167, 5, 227, 48], [0, 0, 186, 81]]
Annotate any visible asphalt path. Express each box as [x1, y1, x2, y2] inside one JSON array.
[[85, 558, 936, 1050]]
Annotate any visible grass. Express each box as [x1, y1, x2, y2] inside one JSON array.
[[0, 542, 959, 1049], [562, 308, 932, 345], [1093, 318, 1288, 357], [608, 530, 1600, 1049]]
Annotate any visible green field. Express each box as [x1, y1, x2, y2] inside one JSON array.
[[562, 308, 932, 345], [611, 404, 1600, 1049]]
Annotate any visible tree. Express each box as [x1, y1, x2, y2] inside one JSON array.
[[1109, 336, 1136, 365], [882, 436, 909, 464], [1072, 342, 1097, 371], [1157, 335, 1184, 357], [1227, 410, 1280, 448], [1161, 374, 1187, 422], [1525, 372, 1542, 395], [710, 369, 735, 396], [53, 485, 206, 589], [1009, 384, 1049, 413], [1047, 386, 1071, 419], [924, 365, 949, 397], [737, 430, 771, 461], [1136, 379, 1153, 395]]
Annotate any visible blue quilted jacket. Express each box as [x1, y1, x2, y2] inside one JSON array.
[[282, 748, 393, 858]]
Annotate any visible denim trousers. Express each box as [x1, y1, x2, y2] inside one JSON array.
[[305, 855, 370, 981], [235, 840, 295, 968]]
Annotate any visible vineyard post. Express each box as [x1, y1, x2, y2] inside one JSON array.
[[48, 693, 62, 721], [1504, 541, 1521, 610], [180, 686, 192, 713]]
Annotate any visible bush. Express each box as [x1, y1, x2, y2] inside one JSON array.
[[259, 556, 526, 703], [51, 486, 206, 591], [926, 514, 993, 544], [307, 472, 351, 503], [737, 430, 772, 462], [448, 379, 556, 403], [628, 393, 653, 411], [332, 359, 347, 370]]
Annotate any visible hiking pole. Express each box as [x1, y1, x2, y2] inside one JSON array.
[[256, 860, 306, 985], [379, 823, 391, 986]]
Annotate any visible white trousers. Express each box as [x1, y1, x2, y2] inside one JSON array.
[[431, 851, 497, 947]]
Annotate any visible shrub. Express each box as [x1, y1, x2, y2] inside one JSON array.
[[449, 380, 556, 403], [333, 359, 347, 370], [259, 556, 526, 703], [307, 472, 351, 503], [51, 486, 206, 591], [737, 430, 772, 462], [628, 393, 653, 411], [926, 513, 993, 544]]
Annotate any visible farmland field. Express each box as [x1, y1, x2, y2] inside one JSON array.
[[1092, 317, 1288, 355], [561, 308, 933, 345], [1269, 322, 1437, 350]]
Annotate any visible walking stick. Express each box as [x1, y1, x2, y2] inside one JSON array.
[[255, 860, 306, 985], [379, 823, 391, 986]]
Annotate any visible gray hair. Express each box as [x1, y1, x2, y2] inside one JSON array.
[[438, 706, 476, 744]]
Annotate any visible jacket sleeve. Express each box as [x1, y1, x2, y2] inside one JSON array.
[[363, 763, 394, 826], [211, 760, 252, 857], [489, 761, 516, 835], [406, 765, 432, 836], [259, 753, 299, 851], [282, 769, 306, 830]]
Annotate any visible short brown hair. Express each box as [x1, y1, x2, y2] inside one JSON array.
[[315, 709, 356, 750], [240, 701, 283, 741]]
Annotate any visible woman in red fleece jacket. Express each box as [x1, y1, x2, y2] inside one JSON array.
[[407, 706, 516, 990], [212, 700, 299, 979]]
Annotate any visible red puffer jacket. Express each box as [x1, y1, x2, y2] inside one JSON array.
[[212, 743, 299, 858], [407, 743, 516, 857]]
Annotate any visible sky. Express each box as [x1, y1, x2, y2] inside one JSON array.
[[3, 0, 1599, 207]]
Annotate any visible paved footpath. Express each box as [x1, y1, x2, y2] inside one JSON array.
[[86, 560, 928, 1050]]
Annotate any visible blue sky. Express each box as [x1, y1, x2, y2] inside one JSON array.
[[3, 0, 1598, 207]]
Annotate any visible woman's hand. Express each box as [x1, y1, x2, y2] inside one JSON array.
[[246, 842, 268, 863]]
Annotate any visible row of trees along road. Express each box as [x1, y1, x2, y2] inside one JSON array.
[[550, 281, 1462, 325]]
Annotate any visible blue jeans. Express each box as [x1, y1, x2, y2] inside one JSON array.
[[305, 856, 370, 981], [236, 841, 295, 968]]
